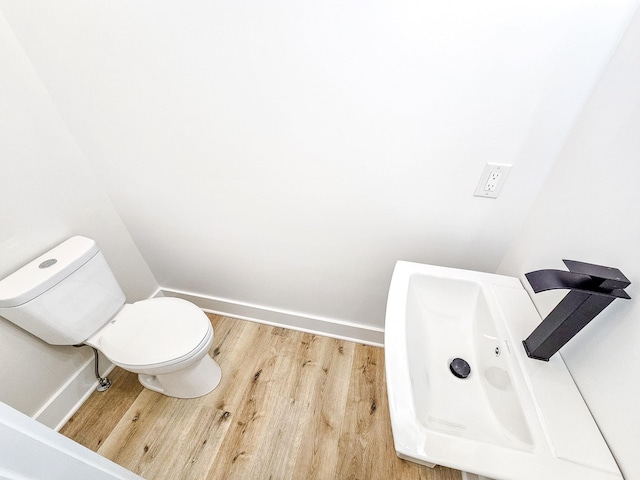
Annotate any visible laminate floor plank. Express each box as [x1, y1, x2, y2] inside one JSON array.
[[97, 391, 180, 472], [204, 324, 300, 479], [59, 363, 143, 451], [61, 315, 462, 480], [291, 338, 355, 480]]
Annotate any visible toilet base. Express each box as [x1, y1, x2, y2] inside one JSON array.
[[138, 354, 222, 398]]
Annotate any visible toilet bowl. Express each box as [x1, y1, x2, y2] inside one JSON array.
[[0, 236, 222, 399], [86, 297, 222, 398]]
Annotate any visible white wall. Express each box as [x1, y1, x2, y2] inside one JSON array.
[[1, 1, 636, 330], [498, 8, 640, 478], [0, 14, 159, 418]]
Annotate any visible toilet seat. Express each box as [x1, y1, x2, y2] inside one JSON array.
[[98, 297, 212, 369]]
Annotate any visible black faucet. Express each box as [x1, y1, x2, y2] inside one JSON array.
[[523, 260, 631, 361]]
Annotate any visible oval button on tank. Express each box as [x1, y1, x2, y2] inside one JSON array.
[[38, 258, 57, 269]]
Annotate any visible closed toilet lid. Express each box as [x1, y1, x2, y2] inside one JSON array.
[[99, 297, 211, 367]]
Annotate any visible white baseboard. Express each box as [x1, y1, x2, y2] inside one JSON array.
[[461, 471, 494, 480], [33, 352, 114, 432], [151, 287, 165, 298], [161, 288, 385, 347]]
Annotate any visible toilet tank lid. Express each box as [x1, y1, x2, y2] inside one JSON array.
[[0, 236, 99, 308]]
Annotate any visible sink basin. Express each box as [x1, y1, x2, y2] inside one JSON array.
[[384, 261, 622, 480]]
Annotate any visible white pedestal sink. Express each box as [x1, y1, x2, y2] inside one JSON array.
[[384, 261, 621, 480]]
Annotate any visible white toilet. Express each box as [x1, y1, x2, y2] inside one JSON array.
[[0, 236, 221, 399]]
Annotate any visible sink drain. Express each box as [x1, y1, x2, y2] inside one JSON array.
[[450, 358, 471, 379]]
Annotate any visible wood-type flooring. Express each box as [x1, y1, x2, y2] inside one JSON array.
[[61, 314, 461, 480]]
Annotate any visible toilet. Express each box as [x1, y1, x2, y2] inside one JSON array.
[[0, 236, 221, 399]]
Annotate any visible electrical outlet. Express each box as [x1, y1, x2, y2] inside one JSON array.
[[474, 163, 512, 198], [484, 172, 502, 191]]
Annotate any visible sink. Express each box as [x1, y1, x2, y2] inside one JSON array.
[[384, 261, 622, 480]]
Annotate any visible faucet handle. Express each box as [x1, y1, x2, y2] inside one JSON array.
[[563, 259, 630, 290], [525, 260, 631, 299]]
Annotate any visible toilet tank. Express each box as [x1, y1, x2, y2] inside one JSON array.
[[0, 236, 126, 345]]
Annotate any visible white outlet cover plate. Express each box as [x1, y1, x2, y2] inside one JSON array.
[[474, 163, 512, 198]]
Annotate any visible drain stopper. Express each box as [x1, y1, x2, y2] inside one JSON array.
[[450, 358, 471, 379]]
